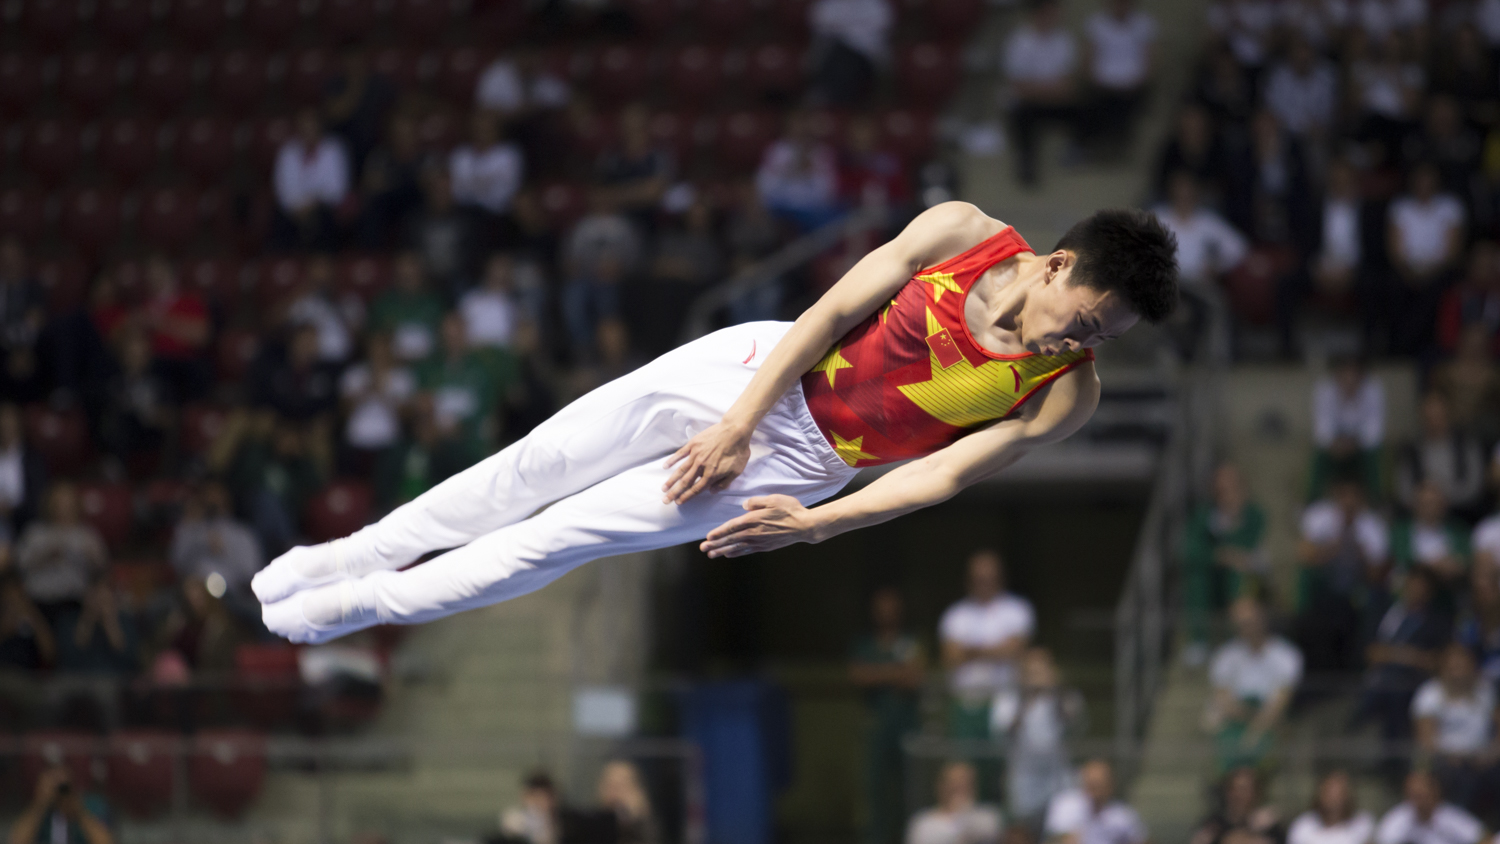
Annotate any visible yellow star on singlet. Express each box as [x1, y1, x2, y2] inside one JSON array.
[[810, 344, 854, 387], [915, 271, 962, 302], [831, 431, 879, 466]]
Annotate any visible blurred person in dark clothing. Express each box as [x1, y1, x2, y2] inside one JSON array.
[[1456, 567, 1500, 684], [1295, 478, 1389, 677], [1226, 110, 1314, 249], [358, 114, 429, 249], [323, 47, 395, 178], [597, 760, 657, 844], [841, 116, 912, 210], [1436, 241, 1500, 356], [154, 575, 249, 676], [54, 578, 133, 675], [99, 330, 175, 468], [562, 194, 642, 361], [1154, 106, 1230, 207], [1004, 0, 1080, 188], [1194, 47, 1255, 134], [1403, 97, 1482, 205], [1187, 767, 1283, 844], [1278, 159, 1369, 356], [850, 587, 925, 844], [0, 403, 46, 536], [597, 104, 673, 229], [0, 572, 54, 671], [0, 236, 45, 403], [1081, 0, 1157, 155], [1394, 392, 1485, 519], [1432, 326, 1500, 443], [808, 0, 893, 107], [1348, 34, 1425, 168], [1386, 163, 1466, 355], [7, 765, 115, 844], [213, 410, 324, 558], [140, 255, 211, 402], [405, 168, 481, 298], [649, 201, 724, 289], [252, 323, 340, 424], [1432, 25, 1498, 125]]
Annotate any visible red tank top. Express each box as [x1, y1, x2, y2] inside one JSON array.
[[801, 227, 1094, 467]]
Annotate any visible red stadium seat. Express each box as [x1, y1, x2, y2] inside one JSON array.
[[78, 481, 133, 549], [233, 645, 300, 728], [60, 52, 121, 116], [33, 257, 90, 316], [0, 54, 45, 118], [620, 0, 674, 33], [442, 47, 492, 104], [107, 731, 177, 819], [174, 117, 236, 185], [392, 0, 450, 44], [771, 0, 812, 35], [594, 46, 650, 100], [566, 108, 616, 161], [926, 0, 984, 37], [172, 0, 227, 41], [337, 254, 392, 301], [718, 110, 776, 170], [745, 42, 803, 97], [24, 404, 92, 476], [112, 258, 149, 304], [537, 181, 588, 230], [667, 45, 725, 104], [251, 115, 296, 174], [23, 0, 80, 47], [286, 48, 332, 106], [180, 404, 230, 455], [189, 730, 266, 818], [215, 328, 261, 382], [23, 119, 83, 186], [255, 256, 303, 307], [212, 50, 271, 116], [304, 480, 373, 542], [136, 51, 195, 116], [181, 256, 241, 306], [880, 109, 936, 161], [98, 117, 160, 186], [245, 0, 301, 43], [899, 42, 962, 102], [98, 0, 153, 46], [646, 110, 695, 163], [21, 732, 99, 796], [370, 47, 415, 90], [61, 188, 124, 259], [698, 0, 755, 37], [137, 187, 200, 253], [0, 189, 47, 242], [322, 0, 378, 43]]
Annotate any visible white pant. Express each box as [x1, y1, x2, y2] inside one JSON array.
[[337, 321, 857, 626]]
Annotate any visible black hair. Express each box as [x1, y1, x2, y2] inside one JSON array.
[[1054, 209, 1180, 324]]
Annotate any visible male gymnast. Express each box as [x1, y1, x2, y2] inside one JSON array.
[[254, 202, 1179, 643]]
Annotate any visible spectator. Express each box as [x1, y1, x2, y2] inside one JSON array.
[[1431, 25, 1496, 125], [154, 575, 249, 675], [417, 314, 509, 469], [501, 772, 561, 844], [1355, 569, 1451, 783], [13, 483, 107, 617], [1432, 327, 1500, 443], [1310, 354, 1385, 500], [1475, 497, 1500, 578], [1288, 159, 1366, 350], [1081, 0, 1157, 154], [1153, 172, 1249, 288], [1263, 36, 1339, 142], [169, 480, 263, 600], [993, 648, 1085, 826], [851, 587, 926, 844], [597, 760, 658, 844], [0, 235, 45, 402], [1390, 482, 1471, 605], [0, 403, 46, 536], [650, 200, 724, 293], [1188, 767, 1284, 844], [475, 53, 527, 117], [371, 400, 455, 510], [1436, 242, 1500, 357], [1295, 478, 1389, 677], [405, 169, 481, 297], [1461, 566, 1500, 686], [1403, 97, 1482, 202], [322, 47, 394, 178], [357, 114, 428, 249], [756, 112, 844, 232], [214, 410, 324, 558], [1349, 35, 1425, 164], [0, 572, 55, 671], [1043, 759, 1147, 844], [940, 550, 1035, 745], [1205, 597, 1304, 772], [339, 332, 416, 472], [1375, 770, 1482, 844], [285, 255, 357, 366], [1287, 771, 1375, 844], [562, 194, 642, 361], [450, 111, 525, 226], [727, 180, 786, 261], [98, 330, 174, 468], [1153, 106, 1230, 203], [597, 104, 674, 227], [808, 0, 893, 107], [6, 765, 114, 844], [140, 255, 211, 402], [251, 323, 340, 424], [368, 253, 447, 364], [1183, 462, 1269, 664], [55, 578, 132, 674], [1226, 110, 1315, 249], [1194, 47, 1255, 131], [841, 116, 910, 211], [271, 107, 350, 252], [1206, 0, 1276, 70], [1413, 644, 1500, 810], [1004, 0, 1080, 188], [1394, 392, 1486, 518], [905, 761, 1003, 844], [1386, 164, 1466, 354]]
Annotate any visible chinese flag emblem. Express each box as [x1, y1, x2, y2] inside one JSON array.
[[925, 328, 965, 369]]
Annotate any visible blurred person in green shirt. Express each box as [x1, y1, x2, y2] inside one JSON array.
[[367, 253, 447, 364], [417, 314, 518, 470], [850, 587, 926, 844], [1183, 462, 1268, 666]]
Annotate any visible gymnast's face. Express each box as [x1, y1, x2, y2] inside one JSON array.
[[1017, 252, 1140, 356]]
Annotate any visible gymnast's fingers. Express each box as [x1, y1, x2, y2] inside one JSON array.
[[662, 457, 701, 501], [662, 443, 691, 470], [675, 471, 714, 505], [707, 543, 752, 559], [706, 513, 758, 541]]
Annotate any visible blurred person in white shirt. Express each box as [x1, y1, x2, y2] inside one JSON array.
[[1288, 771, 1375, 844], [339, 333, 416, 472], [1005, 0, 1080, 187], [1263, 36, 1339, 142], [1152, 172, 1248, 287], [941, 550, 1035, 740], [1207, 0, 1278, 68], [756, 112, 843, 232], [460, 254, 521, 351], [450, 112, 524, 223], [286, 255, 357, 365], [906, 762, 1004, 844], [1043, 759, 1148, 844], [475, 49, 570, 117], [1080, 0, 1157, 153], [273, 107, 350, 252], [1386, 163, 1465, 354], [992, 647, 1086, 826], [1375, 770, 1481, 844], [1204, 597, 1303, 771], [1413, 644, 1500, 811], [809, 0, 894, 106], [1310, 354, 1384, 500]]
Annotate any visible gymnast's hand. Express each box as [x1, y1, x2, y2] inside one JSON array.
[[700, 495, 816, 558], [663, 421, 752, 505]]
